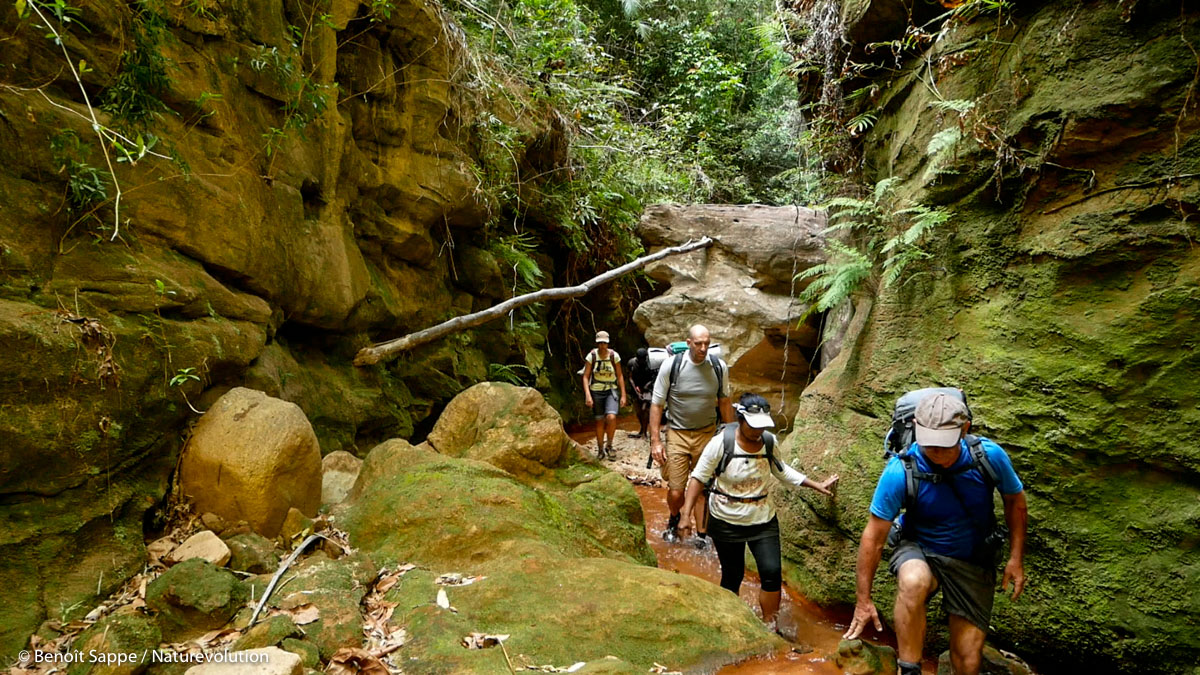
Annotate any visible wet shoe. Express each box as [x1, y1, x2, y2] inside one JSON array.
[[662, 513, 681, 542], [627, 432, 645, 439], [692, 533, 708, 550]]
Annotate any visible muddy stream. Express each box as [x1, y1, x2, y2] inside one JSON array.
[[569, 416, 933, 674]]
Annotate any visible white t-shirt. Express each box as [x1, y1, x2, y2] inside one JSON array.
[[690, 430, 808, 526]]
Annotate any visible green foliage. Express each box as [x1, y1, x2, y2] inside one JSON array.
[[489, 232, 545, 293], [169, 367, 200, 387], [101, 0, 170, 130], [50, 130, 107, 211], [797, 178, 950, 314], [488, 362, 536, 385]]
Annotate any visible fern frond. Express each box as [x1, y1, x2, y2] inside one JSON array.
[[931, 98, 975, 115], [926, 127, 961, 157]]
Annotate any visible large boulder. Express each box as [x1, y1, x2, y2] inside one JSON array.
[[179, 388, 322, 538], [382, 558, 781, 673], [633, 205, 828, 424], [426, 382, 573, 480], [338, 439, 653, 568]]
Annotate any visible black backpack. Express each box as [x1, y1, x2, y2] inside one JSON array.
[[706, 422, 783, 502]]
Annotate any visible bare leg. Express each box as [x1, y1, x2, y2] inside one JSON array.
[[593, 418, 603, 453], [948, 614, 986, 675], [605, 413, 617, 447], [667, 488, 684, 517], [760, 590, 782, 625], [693, 493, 708, 534], [893, 559, 938, 664]]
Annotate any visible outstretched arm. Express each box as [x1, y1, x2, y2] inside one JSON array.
[[1001, 491, 1028, 600], [843, 515, 891, 639]]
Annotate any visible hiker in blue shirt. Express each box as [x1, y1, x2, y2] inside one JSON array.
[[843, 393, 1028, 675]]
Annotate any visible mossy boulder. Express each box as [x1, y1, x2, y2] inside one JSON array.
[[67, 611, 162, 675], [339, 439, 653, 568], [232, 615, 302, 651], [279, 639, 321, 669], [835, 639, 898, 675], [269, 553, 376, 659], [145, 559, 248, 641], [426, 382, 573, 481], [225, 534, 281, 575], [385, 563, 781, 673]]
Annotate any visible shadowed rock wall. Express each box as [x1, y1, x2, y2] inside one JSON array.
[[775, 1, 1200, 672]]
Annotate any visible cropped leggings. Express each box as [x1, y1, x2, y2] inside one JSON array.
[[713, 533, 783, 594]]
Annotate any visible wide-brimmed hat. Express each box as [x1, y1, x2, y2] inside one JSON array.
[[914, 393, 969, 447]]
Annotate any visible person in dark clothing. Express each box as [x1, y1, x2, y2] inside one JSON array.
[[626, 347, 655, 438]]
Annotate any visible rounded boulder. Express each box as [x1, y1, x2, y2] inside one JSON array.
[[179, 387, 321, 537], [426, 382, 570, 479]]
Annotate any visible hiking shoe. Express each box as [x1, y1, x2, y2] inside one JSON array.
[[662, 513, 681, 542], [627, 432, 645, 439], [596, 445, 606, 460], [692, 532, 708, 550]]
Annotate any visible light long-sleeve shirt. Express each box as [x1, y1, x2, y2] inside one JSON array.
[[690, 431, 807, 526]]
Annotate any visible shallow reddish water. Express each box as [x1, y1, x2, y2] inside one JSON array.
[[568, 417, 929, 673]]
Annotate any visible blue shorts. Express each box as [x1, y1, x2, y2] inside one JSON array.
[[591, 389, 619, 419]]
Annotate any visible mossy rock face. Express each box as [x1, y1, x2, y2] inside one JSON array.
[[145, 559, 248, 642], [67, 611, 162, 675], [338, 440, 653, 569], [388, 560, 781, 673], [783, 1, 1200, 673]]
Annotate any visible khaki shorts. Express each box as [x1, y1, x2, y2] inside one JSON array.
[[662, 425, 717, 491]]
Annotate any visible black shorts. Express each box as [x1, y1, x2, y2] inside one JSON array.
[[889, 540, 996, 631]]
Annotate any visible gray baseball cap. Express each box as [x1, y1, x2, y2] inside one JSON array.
[[914, 393, 969, 447]]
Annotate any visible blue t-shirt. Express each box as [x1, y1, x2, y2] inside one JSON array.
[[869, 437, 1023, 560]]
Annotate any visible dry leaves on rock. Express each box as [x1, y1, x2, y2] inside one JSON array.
[[461, 632, 510, 649], [436, 572, 486, 586], [325, 647, 391, 675], [650, 664, 682, 675]]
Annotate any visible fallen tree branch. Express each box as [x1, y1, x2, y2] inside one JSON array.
[[354, 237, 714, 366], [249, 534, 322, 627]]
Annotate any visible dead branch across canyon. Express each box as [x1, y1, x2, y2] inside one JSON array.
[[353, 237, 714, 366]]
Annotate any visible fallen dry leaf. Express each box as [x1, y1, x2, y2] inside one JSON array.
[[287, 603, 321, 625], [461, 632, 510, 649], [436, 572, 486, 586], [325, 647, 390, 675]]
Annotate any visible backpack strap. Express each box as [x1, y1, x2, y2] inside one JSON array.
[[965, 434, 999, 488], [707, 424, 783, 502], [708, 353, 724, 399]]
